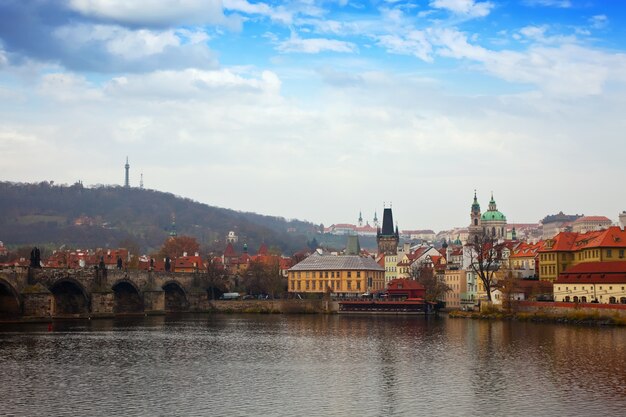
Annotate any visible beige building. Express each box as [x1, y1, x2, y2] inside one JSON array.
[[288, 252, 385, 296], [444, 269, 467, 310], [554, 262, 626, 304], [571, 216, 613, 234]]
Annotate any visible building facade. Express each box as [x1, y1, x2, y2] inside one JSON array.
[[444, 269, 467, 310], [554, 262, 626, 304], [571, 216, 613, 234], [538, 227, 626, 282], [287, 252, 385, 296]]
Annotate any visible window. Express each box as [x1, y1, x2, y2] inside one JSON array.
[[331, 271, 334, 278], [290, 281, 294, 290], [581, 296, 587, 303], [312, 281, 316, 290], [325, 271, 329, 278], [357, 271, 361, 278], [609, 296, 617, 304], [306, 281, 310, 290], [607, 249, 612, 258], [620, 250, 625, 258], [347, 281, 352, 290], [297, 281, 301, 290], [347, 271, 352, 278], [357, 281, 361, 290]]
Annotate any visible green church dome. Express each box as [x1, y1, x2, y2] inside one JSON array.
[[481, 211, 506, 221]]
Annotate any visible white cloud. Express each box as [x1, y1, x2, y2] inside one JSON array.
[[433, 28, 626, 96], [519, 25, 548, 40], [38, 73, 103, 102], [68, 0, 228, 27], [277, 34, 357, 54], [223, 0, 293, 24], [589, 15, 609, 29], [430, 0, 494, 18], [377, 31, 433, 62], [105, 68, 282, 101], [522, 0, 571, 7], [54, 25, 208, 59], [375, 26, 626, 97]]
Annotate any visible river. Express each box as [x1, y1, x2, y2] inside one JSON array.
[[1, 315, 625, 416]]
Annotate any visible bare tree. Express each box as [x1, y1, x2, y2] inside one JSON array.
[[205, 257, 227, 300], [467, 232, 505, 303], [409, 262, 451, 303]]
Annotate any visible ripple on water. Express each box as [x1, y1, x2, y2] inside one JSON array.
[[1, 316, 626, 416]]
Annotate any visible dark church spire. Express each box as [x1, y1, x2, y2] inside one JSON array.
[[381, 207, 395, 236]]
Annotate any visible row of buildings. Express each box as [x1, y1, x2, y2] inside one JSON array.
[[286, 193, 626, 308]]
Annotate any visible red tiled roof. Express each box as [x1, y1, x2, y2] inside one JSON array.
[[556, 262, 626, 284], [542, 227, 626, 252], [387, 278, 425, 291], [573, 216, 612, 223], [224, 243, 237, 257], [510, 241, 546, 258], [174, 255, 203, 271], [257, 243, 268, 256]]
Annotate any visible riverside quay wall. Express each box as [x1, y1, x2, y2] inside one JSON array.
[[0, 267, 336, 320], [515, 301, 626, 318]]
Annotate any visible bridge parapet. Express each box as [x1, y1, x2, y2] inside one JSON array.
[[0, 268, 214, 320]]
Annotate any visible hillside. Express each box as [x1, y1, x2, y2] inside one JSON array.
[[0, 181, 320, 255]]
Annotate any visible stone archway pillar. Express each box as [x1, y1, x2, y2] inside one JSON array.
[[143, 290, 165, 315], [91, 291, 115, 317], [22, 284, 54, 319]]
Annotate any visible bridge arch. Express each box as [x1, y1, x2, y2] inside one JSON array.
[[162, 280, 189, 312], [112, 280, 144, 314], [0, 278, 21, 317], [50, 278, 90, 316]]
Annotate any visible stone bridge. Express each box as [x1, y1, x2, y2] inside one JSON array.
[[0, 267, 224, 320]]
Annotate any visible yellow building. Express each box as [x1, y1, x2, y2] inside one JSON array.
[[287, 252, 385, 296], [554, 262, 626, 304], [538, 227, 626, 282], [444, 269, 467, 310]]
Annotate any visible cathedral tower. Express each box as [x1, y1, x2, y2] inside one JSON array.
[[468, 190, 482, 244]]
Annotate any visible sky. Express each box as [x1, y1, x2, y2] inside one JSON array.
[[1, 0, 625, 232]]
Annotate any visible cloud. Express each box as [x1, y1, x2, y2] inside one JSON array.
[[522, 0, 571, 7], [223, 0, 293, 24], [377, 31, 433, 62], [0, 2, 218, 72], [374, 25, 626, 97], [589, 15, 608, 29], [38, 73, 103, 102], [105, 68, 282, 101], [277, 34, 358, 54], [67, 0, 228, 27], [433, 28, 626, 96], [429, 0, 494, 18]]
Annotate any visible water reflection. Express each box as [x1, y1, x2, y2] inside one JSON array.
[[0, 315, 625, 416]]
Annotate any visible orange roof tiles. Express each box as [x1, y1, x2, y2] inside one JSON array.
[[542, 227, 626, 252], [573, 216, 612, 223], [556, 261, 626, 284]]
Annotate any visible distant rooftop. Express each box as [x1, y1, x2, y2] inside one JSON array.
[[289, 252, 383, 271]]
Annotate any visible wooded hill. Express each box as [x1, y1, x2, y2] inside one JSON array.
[[0, 181, 320, 255]]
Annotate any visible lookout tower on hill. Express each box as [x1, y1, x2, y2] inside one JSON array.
[[124, 157, 130, 188]]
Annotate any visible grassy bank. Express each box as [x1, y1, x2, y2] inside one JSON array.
[[448, 309, 626, 326]]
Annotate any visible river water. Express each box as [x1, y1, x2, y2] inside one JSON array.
[[1, 315, 625, 417]]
